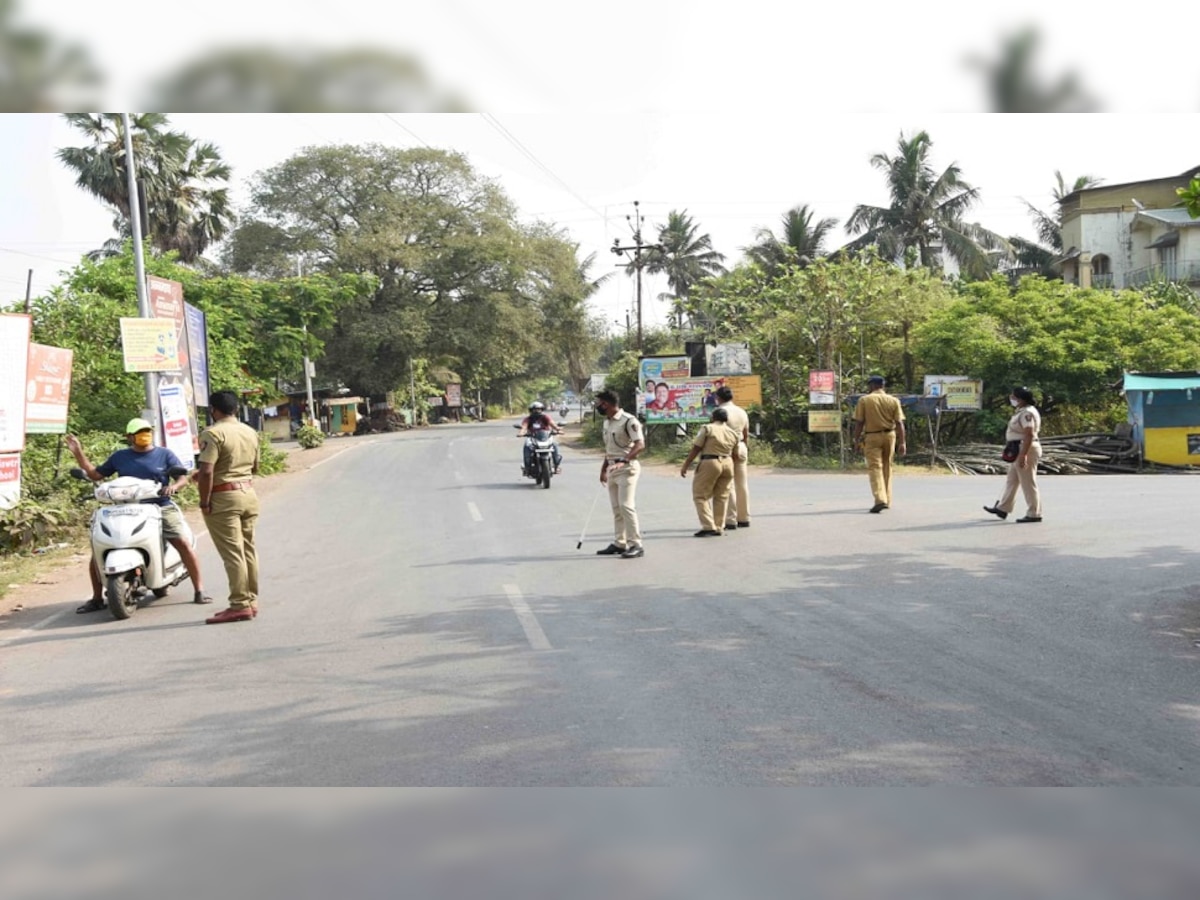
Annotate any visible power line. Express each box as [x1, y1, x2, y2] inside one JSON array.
[[380, 113, 431, 148], [476, 113, 610, 225]]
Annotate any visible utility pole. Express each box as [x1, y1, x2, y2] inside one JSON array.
[[611, 201, 663, 354], [121, 113, 158, 442], [297, 257, 318, 429], [23, 269, 32, 314]]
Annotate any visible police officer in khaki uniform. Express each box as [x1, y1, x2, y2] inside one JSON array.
[[196, 390, 262, 623], [679, 407, 740, 536], [851, 375, 907, 513], [595, 389, 646, 559], [715, 385, 752, 530]]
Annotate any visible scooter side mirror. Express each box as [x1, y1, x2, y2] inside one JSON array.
[[68, 467, 88, 481]]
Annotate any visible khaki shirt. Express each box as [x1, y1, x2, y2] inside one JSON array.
[[198, 417, 260, 484], [693, 422, 740, 456], [602, 410, 643, 457], [719, 401, 750, 440], [1005, 405, 1041, 441], [853, 391, 905, 433]]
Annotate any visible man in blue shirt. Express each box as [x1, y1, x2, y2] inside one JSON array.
[[65, 417, 212, 612]]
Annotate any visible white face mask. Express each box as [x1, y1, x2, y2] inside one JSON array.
[[1009, 397, 1020, 407]]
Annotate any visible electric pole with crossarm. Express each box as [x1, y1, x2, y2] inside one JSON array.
[[611, 201, 663, 354]]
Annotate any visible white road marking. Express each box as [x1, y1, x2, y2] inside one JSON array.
[[504, 584, 552, 651], [467, 502, 483, 522], [307, 439, 375, 470]]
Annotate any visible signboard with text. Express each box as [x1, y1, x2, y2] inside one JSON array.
[[25, 343, 73, 434], [807, 410, 842, 433], [705, 342, 752, 376], [0, 314, 32, 452], [809, 370, 836, 405], [149, 276, 201, 453], [157, 381, 196, 467], [943, 380, 983, 410], [0, 454, 19, 510], [640, 356, 762, 423], [120, 318, 179, 372]]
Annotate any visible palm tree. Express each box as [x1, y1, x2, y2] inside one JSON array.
[[0, 0, 102, 112], [744, 204, 838, 276], [845, 130, 1010, 280], [56, 113, 234, 263], [631, 209, 726, 329], [1022, 170, 1103, 253]]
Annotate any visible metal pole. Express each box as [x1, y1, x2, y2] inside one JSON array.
[[23, 269, 32, 314], [297, 258, 317, 429], [121, 113, 158, 442], [409, 356, 417, 426]]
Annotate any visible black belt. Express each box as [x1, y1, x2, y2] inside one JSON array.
[[699, 454, 729, 460]]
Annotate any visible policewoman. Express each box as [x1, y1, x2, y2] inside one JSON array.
[[679, 406, 740, 536]]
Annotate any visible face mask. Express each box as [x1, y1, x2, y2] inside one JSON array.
[[1009, 398, 1019, 408], [595, 404, 607, 415], [131, 432, 153, 449]]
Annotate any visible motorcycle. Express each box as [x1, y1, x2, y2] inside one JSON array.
[[71, 466, 194, 620], [514, 424, 559, 489]]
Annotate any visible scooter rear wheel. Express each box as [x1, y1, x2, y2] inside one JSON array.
[[105, 573, 139, 620]]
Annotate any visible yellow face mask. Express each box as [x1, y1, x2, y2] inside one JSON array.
[[131, 432, 153, 450]]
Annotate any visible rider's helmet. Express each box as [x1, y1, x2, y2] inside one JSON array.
[[529, 402, 545, 413]]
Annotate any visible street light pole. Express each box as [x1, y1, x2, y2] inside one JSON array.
[[121, 113, 158, 440], [298, 257, 318, 429]]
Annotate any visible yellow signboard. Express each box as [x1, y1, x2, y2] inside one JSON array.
[[721, 374, 763, 407], [120, 318, 180, 372], [808, 410, 842, 433], [943, 380, 983, 410]]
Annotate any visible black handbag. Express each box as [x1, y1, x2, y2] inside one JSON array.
[[1001, 439, 1022, 463]]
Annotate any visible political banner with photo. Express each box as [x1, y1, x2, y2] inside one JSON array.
[[149, 276, 201, 453], [0, 313, 32, 452], [25, 343, 73, 434], [639, 355, 762, 423]]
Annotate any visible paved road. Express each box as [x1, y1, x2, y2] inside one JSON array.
[[2, 421, 1199, 785]]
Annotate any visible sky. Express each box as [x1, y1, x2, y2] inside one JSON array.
[[3, 113, 1200, 339]]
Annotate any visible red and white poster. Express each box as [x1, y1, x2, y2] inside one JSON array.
[[148, 275, 200, 452], [0, 453, 20, 511], [0, 313, 32, 452], [158, 380, 196, 469], [25, 343, 73, 434], [808, 370, 836, 405]]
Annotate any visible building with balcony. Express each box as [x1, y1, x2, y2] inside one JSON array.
[[1056, 166, 1200, 290]]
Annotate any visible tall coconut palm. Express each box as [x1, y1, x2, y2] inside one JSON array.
[[56, 113, 234, 263], [1022, 170, 1104, 253], [631, 209, 725, 329], [845, 130, 1010, 280], [744, 204, 838, 276]]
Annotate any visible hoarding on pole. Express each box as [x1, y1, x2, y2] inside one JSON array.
[[148, 276, 200, 454], [0, 313, 32, 452], [25, 343, 73, 434], [809, 370, 836, 405], [120, 318, 180, 371], [639, 356, 762, 423], [157, 380, 196, 469], [808, 410, 842, 433]]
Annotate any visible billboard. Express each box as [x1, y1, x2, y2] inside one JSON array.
[[809, 370, 836, 405], [0, 314, 32, 452], [808, 410, 842, 433], [444, 383, 462, 407], [25, 343, 73, 434], [705, 342, 752, 376], [639, 356, 762, 423]]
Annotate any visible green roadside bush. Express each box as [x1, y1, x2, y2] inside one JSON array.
[[296, 424, 325, 449]]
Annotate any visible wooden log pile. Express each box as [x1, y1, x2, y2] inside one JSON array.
[[909, 433, 1200, 475]]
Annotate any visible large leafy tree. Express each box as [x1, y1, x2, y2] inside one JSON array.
[[632, 209, 726, 328], [227, 144, 585, 400], [743, 204, 838, 277], [56, 113, 235, 263], [845, 130, 1010, 280]]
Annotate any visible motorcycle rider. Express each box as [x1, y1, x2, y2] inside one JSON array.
[[64, 418, 212, 613], [518, 401, 563, 474]]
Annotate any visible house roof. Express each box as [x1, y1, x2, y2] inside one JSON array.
[[1146, 231, 1179, 249], [1122, 372, 1200, 392], [1132, 208, 1200, 229], [1058, 165, 1200, 205]]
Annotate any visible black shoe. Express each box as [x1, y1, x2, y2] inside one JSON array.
[[869, 502, 887, 514], [596, 543, 626, 556], [693, 529, 721, 537], [76, 598, 105, 614], [724, 522, 738, 530], [1016, 516, 1043, 523], [620, 544, 645, 558], [737, 522, 750, 528], [983, 505, 1008, 520]]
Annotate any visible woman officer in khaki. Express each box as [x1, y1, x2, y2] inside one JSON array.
[[985, 386, 1043, 523], [679, 407, 740, 536]]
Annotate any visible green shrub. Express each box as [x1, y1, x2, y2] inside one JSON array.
[[484, 404, 505, 421], [257, 432, 288, 473], [296, 424, 325, 449], [0, 497, 75, 553]]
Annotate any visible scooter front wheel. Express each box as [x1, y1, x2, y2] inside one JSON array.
[[106, 573, 139, 620]]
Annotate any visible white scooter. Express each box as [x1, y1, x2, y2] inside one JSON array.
[[71, 466, 193, 620]]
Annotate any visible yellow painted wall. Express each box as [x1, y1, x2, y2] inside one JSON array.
[[1144, 427, 1200, 466]]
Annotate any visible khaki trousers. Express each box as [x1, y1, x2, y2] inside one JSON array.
[[693, 457, 734, 531], [724, 441, 750, 526], [997, 442, 1042, 517], [864, 432, 896, 505], [204, 488, 260, 609], [607, 461, 641, 547]]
